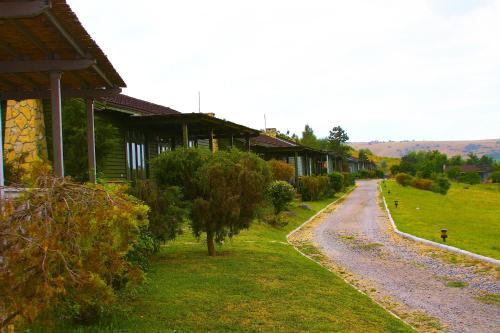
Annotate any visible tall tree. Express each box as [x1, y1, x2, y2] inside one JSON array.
[[358, 148, 373, 162], [300, 124, 321, 149], [327, 126, 351, 157]]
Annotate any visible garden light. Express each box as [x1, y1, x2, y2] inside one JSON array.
[[441, 229, 448, 242], [394, 200, 399, 208]]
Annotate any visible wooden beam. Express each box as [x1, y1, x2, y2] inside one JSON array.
[[182, 123, 189, 148], [0, 59, 95, 73], [9, 19, 51, 56], [50, 72, 64, 178], [0, 1, 49, 19], [0, 87, 122, 99], [86, 99, 96, 183], [294, 152, 299, 185]]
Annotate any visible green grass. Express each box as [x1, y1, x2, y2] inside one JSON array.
[[476, 293, 500, 305], [382, 181, 500, 259], [445, 281, 468, 288], [52, 194, 413, 332]]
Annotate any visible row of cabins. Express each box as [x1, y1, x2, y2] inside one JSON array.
[[0, 0, 375, 189]]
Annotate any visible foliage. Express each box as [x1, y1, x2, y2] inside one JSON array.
[[153, 148, 271, 256], [328, 172, 344, 192], [3, 150, 28, 185], [0, 174, 149, 327], [398, 150, 447, 177], [152, 148, 211, 200], [490, 171, 500, 183], [61, 99, 120, 182], [431, 175, 451, 195], [300, 124, 321, 149], [411, 178, 434, 191], [390, 164, 400, 176], [342, 172, 355, 187], [327, 126, 351, 158], [298, 175, 330, 201], [395, 173, 413, 186], [191, 149, 272, 256], [266, 181, 296, 214], [358, 148, 372, 162], [276, 130, 299, 143], [268, 159, 295, 182], [446, 165, 461, 180], [356, 168, 384, 179], [131, 180, 187, 243], [459, 171, 481, 185]]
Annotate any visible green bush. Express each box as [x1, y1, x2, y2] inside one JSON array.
[[411, 178, 434, 191], [446, 166, 461, 180], [266, 181, 296, 213], [328, 172, 344, 192], [342, 172, 355, 187], [395, 173, 413, 186], [490, 171, 500, 183], [298, 175, 330, 201], [432, 175, 451, 195], [459, 172, 481, 185], [131, 180, 187, 243]]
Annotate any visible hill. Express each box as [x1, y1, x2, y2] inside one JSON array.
[[350, 139, 500, 160]]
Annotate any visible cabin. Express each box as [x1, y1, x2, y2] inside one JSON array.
[[459, 164, 492, 183], [93, 94, 260, 182], [250, 129, 335, 182]]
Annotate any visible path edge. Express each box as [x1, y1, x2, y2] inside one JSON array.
[[379, 184, 500, 266], [286, 186, 418, 332]]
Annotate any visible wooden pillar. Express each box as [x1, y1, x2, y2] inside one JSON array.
[[182, 123, 188, 148], [294, 151, 299, 185], [230, 134, 234, 148], [209, 129, 214, 153], [245, 135, 251, 152], [50, 72, 64, 177], [85, 99, 96, 183], [0, 101, 4, 198]]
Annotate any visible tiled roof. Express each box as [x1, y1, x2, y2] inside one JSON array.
[[459, 164, 492, 173], [251, 134, 299, 148], [101, 94, 180, 115]]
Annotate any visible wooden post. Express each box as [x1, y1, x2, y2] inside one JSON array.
[[85, 99, 96, 183], [245, 135, 251, 152], [294, 151, 299, 185], [182, 123, 188, 148], [209, 129, 214, 153], [50, 71, 64, 177], [230, 134, 234, 148], [0, 101, 4, 199]]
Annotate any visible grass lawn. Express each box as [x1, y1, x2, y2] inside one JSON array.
[[382, 180, 500, 259], [51, 193, 413, 332]]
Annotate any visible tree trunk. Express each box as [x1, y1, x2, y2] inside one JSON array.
[[206, 228, 216, 256]]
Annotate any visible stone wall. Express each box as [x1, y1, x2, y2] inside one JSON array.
[[3, 99, 48, 170]]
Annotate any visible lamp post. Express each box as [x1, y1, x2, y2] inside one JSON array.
[[441, 229, 448, 242], [394, 200, 399, 208]]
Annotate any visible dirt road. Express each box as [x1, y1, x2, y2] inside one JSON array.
[[314, 180, 499, 333]]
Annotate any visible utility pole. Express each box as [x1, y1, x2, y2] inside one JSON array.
[[198, 91, 201, 113]]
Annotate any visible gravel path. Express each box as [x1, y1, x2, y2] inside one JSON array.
[[313, 180, 499, 333]]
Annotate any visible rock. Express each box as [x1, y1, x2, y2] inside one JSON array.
[[299, 203, 312, 211]]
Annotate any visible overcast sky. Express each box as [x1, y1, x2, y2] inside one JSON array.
[[69, 0, 500, 142]]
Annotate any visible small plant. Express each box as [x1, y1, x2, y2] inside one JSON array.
[[299, 175, 330, 201], [459, 171, 481, 185], [395, 173, 413, 186], [268, 159, 295, 182], [328, 172, 344, 192], [411, 178, 434, 191], [445, 280, 468, 288], [432, 175, 451, 195], [266, 180, 296, 214], [490, 171, 500, 183]]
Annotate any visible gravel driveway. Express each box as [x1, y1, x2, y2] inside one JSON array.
[[314, 180, 499, 333]]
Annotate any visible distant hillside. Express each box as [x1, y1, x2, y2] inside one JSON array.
[[350, 139, 500, 161]]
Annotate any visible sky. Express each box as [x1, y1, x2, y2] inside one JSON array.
[[68, 0, 500, 142]]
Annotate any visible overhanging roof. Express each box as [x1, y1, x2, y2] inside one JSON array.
[[251, 134, 325, 155], [134, 113, 261, 139], [0, 0, 125, 99], [100, 94, 181, 116]]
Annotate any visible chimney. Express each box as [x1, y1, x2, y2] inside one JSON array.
[[265, 128, 277, 138]]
